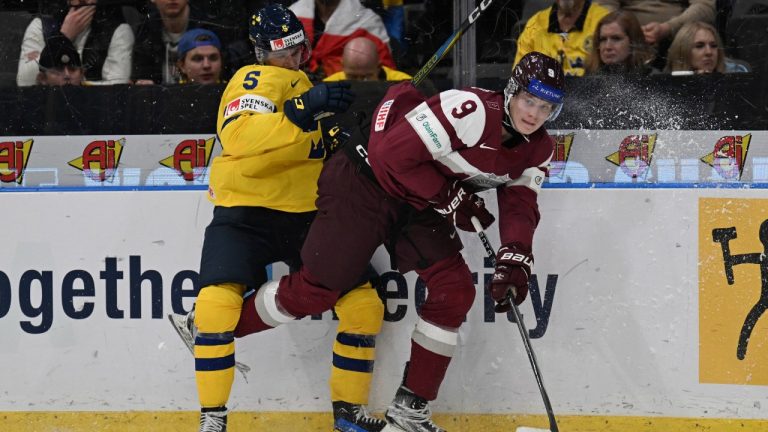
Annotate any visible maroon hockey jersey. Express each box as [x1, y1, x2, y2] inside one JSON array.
[[368, 82, 554, 250]]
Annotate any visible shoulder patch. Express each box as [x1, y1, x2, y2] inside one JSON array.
[[374, 99, 394, 132], [223, 94, 276, 118]]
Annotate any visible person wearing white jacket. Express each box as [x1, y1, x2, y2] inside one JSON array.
[[16, 1, 133, 87]]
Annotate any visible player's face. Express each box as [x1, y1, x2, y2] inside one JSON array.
[[265, 45, 304, 71], [690, 28, 718, 73], [40, 66, 84, 86], [179, 45, 222, 84], [151, 0, 188, 19], [598, 22, 631, 65], [509, 91, 554, 134]]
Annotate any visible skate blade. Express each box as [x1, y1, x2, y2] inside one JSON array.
[[381, 425, 409, 432], [167, 313, 194, 355], [167, 314, 252, 379]]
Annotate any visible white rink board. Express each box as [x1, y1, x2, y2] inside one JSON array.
[[0, 188, 765, 419]]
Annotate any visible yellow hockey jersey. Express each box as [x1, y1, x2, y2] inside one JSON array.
[[514, 0, 609, 76], [323, 65, 412, 82], [209, 65, 325, 212]]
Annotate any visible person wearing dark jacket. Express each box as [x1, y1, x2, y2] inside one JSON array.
[[131, 0, 252, 84]]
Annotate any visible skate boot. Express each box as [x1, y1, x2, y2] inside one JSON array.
[[199, 407, 227, 432], [383, 386, 446, 432], [168, 307, 251, 377], [333, 401, 387, 432]]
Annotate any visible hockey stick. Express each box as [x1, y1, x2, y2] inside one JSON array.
[[471, 217, 559, 432], [411, 0, 496, 86]]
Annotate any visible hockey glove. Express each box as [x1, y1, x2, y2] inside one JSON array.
[[454, 194, 495, 232], [489, 243, 533, 312], [432, 181, 495, 231], [321, 123, 350, 159], [284, 82, 355, 131]]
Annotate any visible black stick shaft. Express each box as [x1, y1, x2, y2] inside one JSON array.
[[471, 217, 559, 432], [411, 0, 496, 86]]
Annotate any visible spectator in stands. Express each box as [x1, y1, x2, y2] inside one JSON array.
[[35, 34, 84, 86], [324, 36, 410, 81], [585, 10, 652, 75], [132, 0, 250, 85], [664, 21, 747, 74], [17, 0, 133, 86], [289, 0, 395, 78], [361, 0, 406, 50], [515, 0, 610, 76], [177, 28, 223, 84], [594, 0, 716, 47]]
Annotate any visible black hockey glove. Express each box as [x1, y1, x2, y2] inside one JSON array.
[[489, 243, 532, 312], [321, 123, 350, 159], [284, 82, 355, 131], [431, 180, 495, 231]]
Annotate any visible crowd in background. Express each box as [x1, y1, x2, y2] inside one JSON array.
[[0, 0, 760, 88]]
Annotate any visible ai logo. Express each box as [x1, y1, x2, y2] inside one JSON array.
[[0, 139, 33, 184], [159, 137, 216, 181], [549, 133, 574, 178], [68, 138, 125, 182], [700, 134, 751, 180], [605, 134, 657, 179]]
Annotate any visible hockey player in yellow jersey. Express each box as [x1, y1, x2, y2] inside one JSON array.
[[168, 5, 386, 432]]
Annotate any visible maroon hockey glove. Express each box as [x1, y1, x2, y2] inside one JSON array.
[[454, 194, 495, 232], [432, 181, 495, 231], [431, 180, 468, 216], [489, 243, 533, 312]]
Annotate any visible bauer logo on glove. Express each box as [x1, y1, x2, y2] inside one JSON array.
[[489, 243, 533, 311], [499, 252, 533, 267]]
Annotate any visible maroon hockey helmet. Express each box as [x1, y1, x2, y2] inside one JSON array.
[[504, 51, 566, 124]]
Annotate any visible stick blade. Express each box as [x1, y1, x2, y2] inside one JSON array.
[[516, 428, 552, 432]]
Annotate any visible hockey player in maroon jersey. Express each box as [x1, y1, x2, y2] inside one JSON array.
[[234, 51, 565, 432]]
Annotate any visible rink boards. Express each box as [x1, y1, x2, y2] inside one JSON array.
[[1, 187, 767, 431]]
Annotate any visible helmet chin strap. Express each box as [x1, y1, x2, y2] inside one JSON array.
[[502, 112, 531, 142]]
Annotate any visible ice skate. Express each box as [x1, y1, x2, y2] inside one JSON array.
[[383, 386, 446, 432], [168, 308, 196, 354], [333, 401, 387, 432], [199, 407, 227, 432], [168, 308, 251, 377]]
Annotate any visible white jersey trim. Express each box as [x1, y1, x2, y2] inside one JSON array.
[[505, 166, 547, 194], [255, 281, 295, 327], [415, 318, 458, 345], [412, 318, 458, 357]]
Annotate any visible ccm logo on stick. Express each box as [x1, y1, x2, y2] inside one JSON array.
[[469, 0, 493, 23]]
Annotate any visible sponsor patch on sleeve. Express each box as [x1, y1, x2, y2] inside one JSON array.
[[506, 166, 546, 194], [223, 95, 276, 118], [374, 99, 393, 132], [405, 102, 451, 158]]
